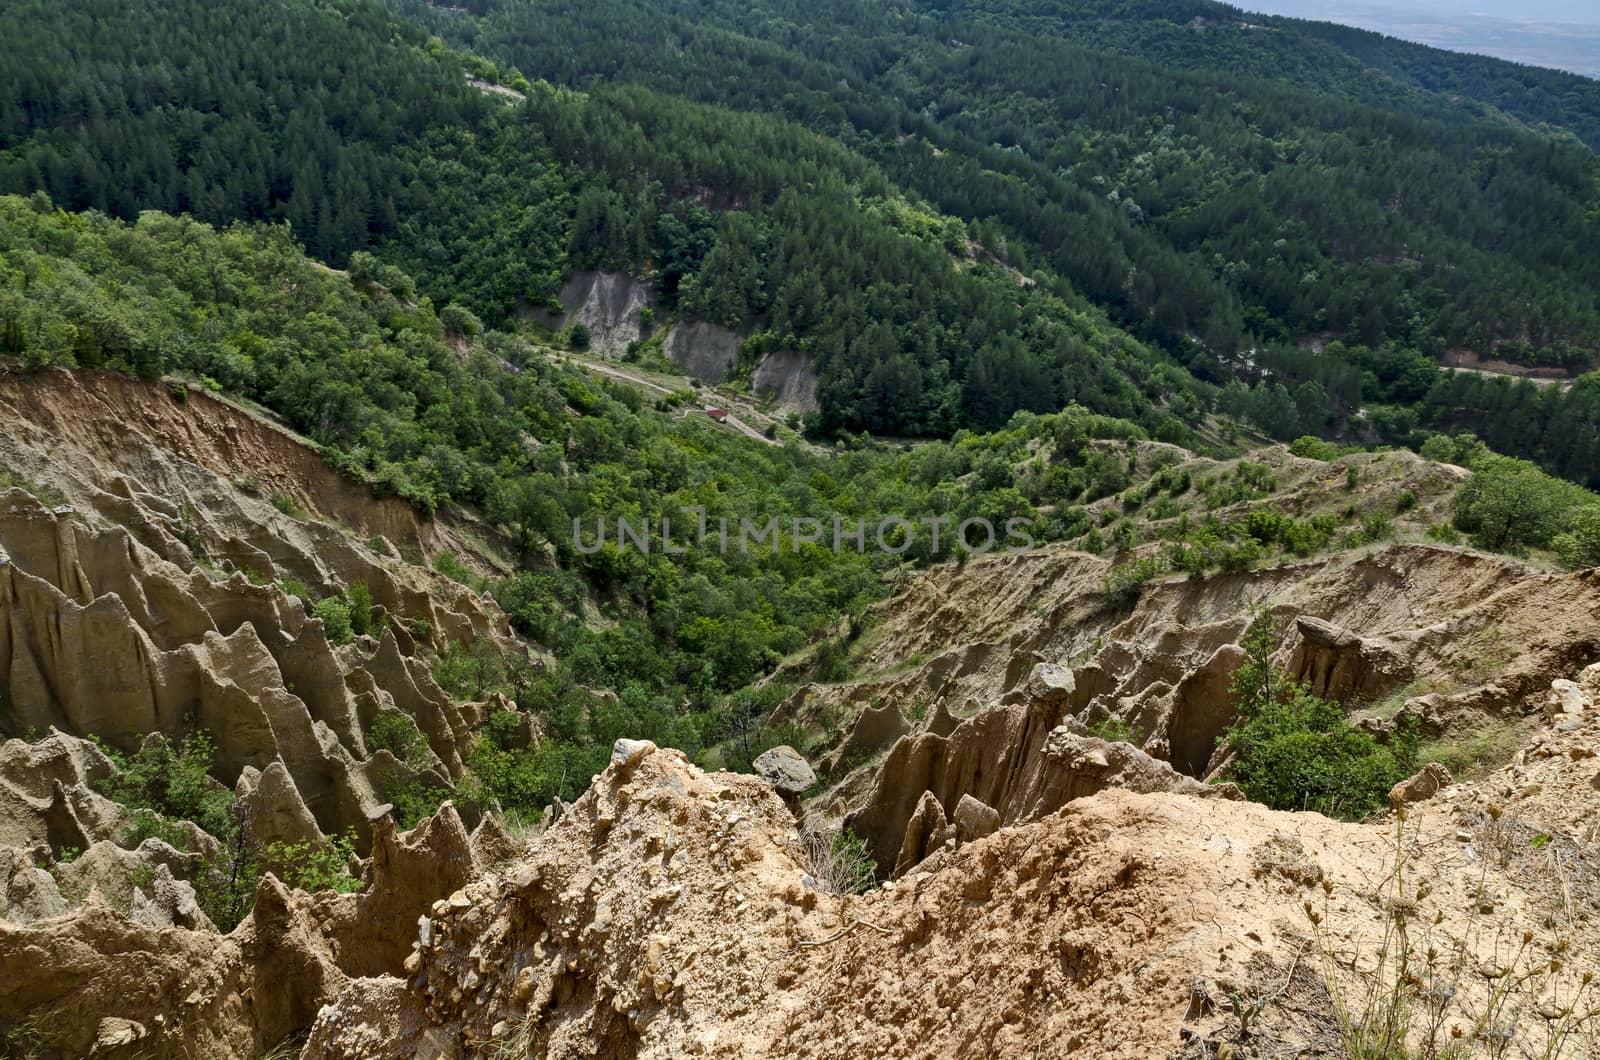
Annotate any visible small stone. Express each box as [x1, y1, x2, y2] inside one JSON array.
[[94, 1019, 148, 1049]]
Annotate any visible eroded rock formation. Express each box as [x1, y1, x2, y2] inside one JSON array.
[[303, 704, 1600, 1058], [0, 801, 489, 1058]]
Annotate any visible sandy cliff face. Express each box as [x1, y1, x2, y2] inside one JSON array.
[[0, 799, 491, 1058], [751, 349, 818, 413], [535, 272, 654, 358], [774, 538, 1600, 874], [0, 370, 536, 1055]]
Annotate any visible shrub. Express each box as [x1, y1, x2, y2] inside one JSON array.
[[345, 581, 374, 637], [96, 730, 234, 842], [433, 551, 487, 590], [434, 639, 508, 701], [123, 807, 195, 851], [1221, 619, 1417, 820], [313, 596, 353, 645], [1102, 554, 1165, 606], [367, 711, 428, 764], [568, 323, 591, 351], [1086, 716, 1139, 744], [260, 832, 363, 895], [438, 302, 483, 339], [802, 826, 879, 895], [1426, 522, 1462, 545], [1553, 506, 1600, 569], [1289, 435, 1338, 461], [383, 775, 451, 829], [270, 491, 308, 520], [0, 470, 66, 508]]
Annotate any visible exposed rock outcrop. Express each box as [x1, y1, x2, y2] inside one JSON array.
[[303, 714, 1600, 1059], [541, 271, 653, 357], [1288, 614, 1411, 702], [663, 320, 741, 382], [844, 663, 1237, 875], [1388, 762, 1453, 806], [0, 803, 481, 1057], [751, 349, 818, 412], [0, 729, 125, 854], [0, 491, 497, 848]]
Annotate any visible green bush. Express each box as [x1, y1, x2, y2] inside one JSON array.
[[1289, 435, 1339, 461], [270, 492, 308, 520], [1221, 620, 1417, 821], [367, 711, 428, 764], [345, 581, 374, 636], [1452, 454, 1591, 553], [313, 596, 354, 645], [1553, 506, 1600, 569], [261, 832, 363, 895], [0, 471, 67, 508], [96, 731, 234, 843], [1085, 716, 1139, 744], [433, 551, 487, 590], [1102, 554, 1165, 606]]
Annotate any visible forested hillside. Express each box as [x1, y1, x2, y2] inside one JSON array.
[[2, 0, 1599, 485]]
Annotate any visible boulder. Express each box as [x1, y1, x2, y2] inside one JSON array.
[[952, 794, 1001, 843], [610, 738, 657, 770], [1023, 662, 1075, 709], [1289, 614, 1410, 703], [1545, 679, 1590, 720], [1388, 763, 1453, 808], [752, 745, 817, 797]]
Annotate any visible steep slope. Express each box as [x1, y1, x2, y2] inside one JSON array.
[[302, 691, 1600, 1059], [0, 800, 494, 1057], [763, 443, 1600, 873], [0, 365, 530, 884]]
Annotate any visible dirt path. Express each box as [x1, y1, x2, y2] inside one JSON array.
[[565, 357, 781, 447]]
